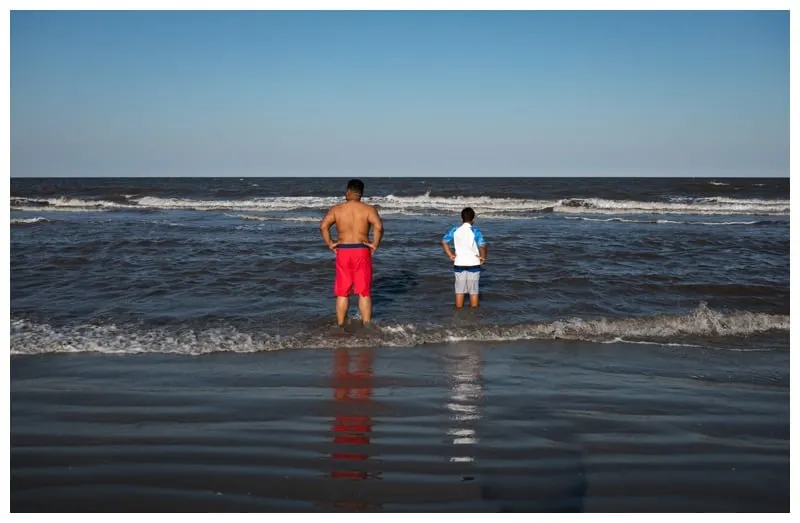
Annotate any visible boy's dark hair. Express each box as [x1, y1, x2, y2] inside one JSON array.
[[346, 179, 365, 195], [461, 207, 475, 222]]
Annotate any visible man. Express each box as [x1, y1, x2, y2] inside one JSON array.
[[320, 179, 383, 327], [441, 207, 487, 309]]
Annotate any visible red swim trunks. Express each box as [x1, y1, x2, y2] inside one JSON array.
[[334, 244, 372, 297]]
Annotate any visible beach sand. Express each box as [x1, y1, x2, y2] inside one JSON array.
[[11, 340, 789, 512]]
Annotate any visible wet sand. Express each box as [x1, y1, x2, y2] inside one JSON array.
[[11, 341, 789, 512]]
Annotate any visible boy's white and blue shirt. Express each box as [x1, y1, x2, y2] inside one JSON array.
[[442, 223, 486, 272]]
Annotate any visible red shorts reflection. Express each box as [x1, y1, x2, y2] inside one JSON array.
[[331, 348, 375, 482]]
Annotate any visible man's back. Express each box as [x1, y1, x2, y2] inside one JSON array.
[[319, 178, 383, 327], [331, 200, 378, 244]]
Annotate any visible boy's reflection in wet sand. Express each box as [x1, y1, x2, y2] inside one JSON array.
[[445, 343, 483, 469]]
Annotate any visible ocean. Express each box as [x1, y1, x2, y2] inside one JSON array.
[[10, 177, 790, 512]]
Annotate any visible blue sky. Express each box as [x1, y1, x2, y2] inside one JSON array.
[[10, 10, 789, 177]]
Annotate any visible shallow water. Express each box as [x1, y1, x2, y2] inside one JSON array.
[[10, 177, 790, 355], [10, 177, 789, 511], [11, 341, 789, 512]]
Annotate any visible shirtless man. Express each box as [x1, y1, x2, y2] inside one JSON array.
[[320, 179, 384, 327]]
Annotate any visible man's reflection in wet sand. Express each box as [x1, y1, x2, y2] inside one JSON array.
[[328, 347, 381, 513]]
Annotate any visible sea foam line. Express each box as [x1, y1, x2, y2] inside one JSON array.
[[9, 304, 788, 356], [9, 193, 789, 216], [231, 214, 321, 222], [565, 216, 764, 226], [11, 217, 52, 225]]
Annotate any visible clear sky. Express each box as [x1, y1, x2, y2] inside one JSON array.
[[10, 10, 790, 177]]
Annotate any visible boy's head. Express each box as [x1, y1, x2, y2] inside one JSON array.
[[461, 207, 475, 223]]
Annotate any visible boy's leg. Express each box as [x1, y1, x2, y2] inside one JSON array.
[[455, 294, 465, 309], [454, 271, 467, 309], [468, 272, 480, 308]]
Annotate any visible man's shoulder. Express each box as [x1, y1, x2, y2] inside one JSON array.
[[359, 201, 379, 213]]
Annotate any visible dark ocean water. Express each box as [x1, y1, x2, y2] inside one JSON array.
[[10, 177, 789, 355], [10, 177, 790, 512]]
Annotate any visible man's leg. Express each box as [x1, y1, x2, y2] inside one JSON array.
[[353, 251, 373, 326], [334, 250, 352, 326], [358, 296, 372, 325], [336, 296, 349, 326]]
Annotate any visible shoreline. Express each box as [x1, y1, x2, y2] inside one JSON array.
[[11, 341, 789, 512]]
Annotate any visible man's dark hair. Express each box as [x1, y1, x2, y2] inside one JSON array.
[[461, 207, 475, 222], [346, 179, 365, 195]]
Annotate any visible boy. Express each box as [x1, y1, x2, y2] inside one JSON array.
[[441, 207, 487, 308]]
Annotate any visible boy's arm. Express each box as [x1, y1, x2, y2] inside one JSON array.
[[441, 227, 456, 262], [441, 240, 456, 262], [474, 228, 487, 264]]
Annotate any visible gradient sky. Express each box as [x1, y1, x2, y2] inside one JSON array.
[[10, 10, 789, 177]]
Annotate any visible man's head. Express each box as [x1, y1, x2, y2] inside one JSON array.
[[346, 179, 365, 200], [461, 207, 475, 223]]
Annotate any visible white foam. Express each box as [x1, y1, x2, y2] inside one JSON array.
[[11, 196, 126, 210], [10, 193, 789, 217], [660, 220, 760, 226], [566, 216, 651, 223], [553, 197, 788, 216], [135, 195, 340, 211], [9, 321, 272, 356], [234, 214, 320, 223], [11, 205, 111, 213], [11, 217, 51, 225], [599, 337, 703, 348], [567, 216, 763, 226], [9, 304, 788, 356], [479, 213, 544, 220]]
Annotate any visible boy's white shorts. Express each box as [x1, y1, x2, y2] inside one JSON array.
[[454, 271, 480, 295]]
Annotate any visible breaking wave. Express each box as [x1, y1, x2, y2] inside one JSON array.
[[10, 304, 788, 356], [11, 217, 52, 225], [9, 193, 789, 217], [565, 217, 772, 226], [555, 197, 788, 216], [232, 214, 320, 222]]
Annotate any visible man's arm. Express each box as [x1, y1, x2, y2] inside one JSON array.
[[320, 207, 338, 251], [366, 206, 383, 253], [479, 245, 487, 264]]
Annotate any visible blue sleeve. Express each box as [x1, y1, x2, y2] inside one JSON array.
[[473, 227, 487, 246], [442, 226, 457, 243]]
